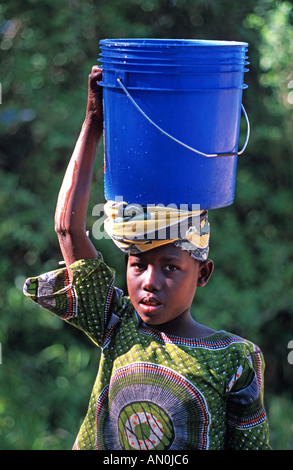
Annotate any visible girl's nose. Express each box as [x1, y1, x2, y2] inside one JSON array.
[[142, 265, 161, 292]]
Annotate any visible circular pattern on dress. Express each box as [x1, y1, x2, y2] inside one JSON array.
[[119, 403, 171, 450], [96, 362, 211, 450]]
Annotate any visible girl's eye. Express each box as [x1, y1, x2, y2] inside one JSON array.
[[131, 262, 147, 271], [165, 264, 178, 272]]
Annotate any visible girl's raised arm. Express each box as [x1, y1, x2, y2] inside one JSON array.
[[55, 67, 103, 272]]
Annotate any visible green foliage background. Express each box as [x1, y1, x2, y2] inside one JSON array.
[[1, 0, 293, 450]]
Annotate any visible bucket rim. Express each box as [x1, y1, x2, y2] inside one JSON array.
[[100, 38, 249, 48], [99, 54, 249, 62], [99, 65, 250, 74], [99, 58, 249, 67], [99, 81, 249, 91]]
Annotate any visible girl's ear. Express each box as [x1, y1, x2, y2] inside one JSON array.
[[197, 259, 214, 287]]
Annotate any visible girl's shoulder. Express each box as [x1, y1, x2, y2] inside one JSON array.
[[207, 330, 262, 358]]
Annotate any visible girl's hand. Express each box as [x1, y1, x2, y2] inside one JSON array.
[[86, 66, 103, 131]]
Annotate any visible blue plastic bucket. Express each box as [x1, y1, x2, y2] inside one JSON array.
[[99, 39, 249, 209]]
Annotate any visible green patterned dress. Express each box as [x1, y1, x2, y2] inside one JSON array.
[[23, 253, 270, 450]]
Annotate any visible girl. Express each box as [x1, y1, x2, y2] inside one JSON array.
[[24, 66, 270, 450]]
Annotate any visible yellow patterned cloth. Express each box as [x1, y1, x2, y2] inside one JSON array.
[[104, 200, 210, 261]]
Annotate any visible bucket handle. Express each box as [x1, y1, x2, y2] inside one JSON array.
[[117, 77, 250, 157]]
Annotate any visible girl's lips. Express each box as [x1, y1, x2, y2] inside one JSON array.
[[139, 297, 162, 312], [140, 296, 161, 306]]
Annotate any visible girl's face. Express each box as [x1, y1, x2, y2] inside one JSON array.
[[126, 244, 212, 332]]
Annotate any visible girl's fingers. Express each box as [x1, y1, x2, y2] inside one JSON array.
[[89, 68, 102, 88], [91, 65, 102, 73]]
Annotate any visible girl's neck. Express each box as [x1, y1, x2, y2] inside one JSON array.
[[147, 312, 216, 339]]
